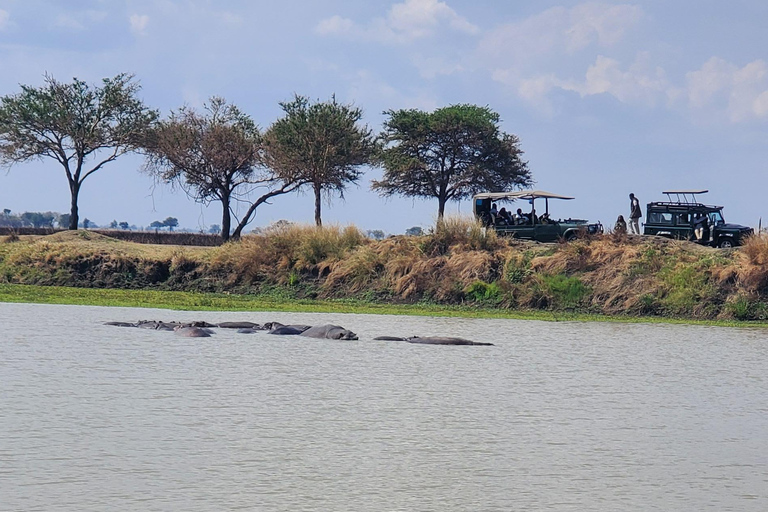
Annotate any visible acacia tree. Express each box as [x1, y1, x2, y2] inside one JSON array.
[[373, 104, 532, 219], [0, 73, 158, 229], [262, 95, 376, 226], [143, 97, 305, 241]]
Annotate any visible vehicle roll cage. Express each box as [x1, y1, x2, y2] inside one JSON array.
[[649, 190, 723, 210]]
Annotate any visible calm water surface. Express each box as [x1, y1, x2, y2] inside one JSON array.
[[1, 302, 768, 511]]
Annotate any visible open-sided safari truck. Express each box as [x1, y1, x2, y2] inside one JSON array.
[[473, 190, 603, 242], [643, 190, 753, 248]]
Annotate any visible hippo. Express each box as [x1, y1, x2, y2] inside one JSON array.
[[237, 328, 260, 334], [373, 336, 408, 341], [136, 320, 178, 331], [218, 321, 261, 329], [186, 321, 217, 328], [300, 324, 358, 340], [174, 326, 213, 338], [406, 336, 493, 346], [268, 325, 311, 335], [104, 321, 136, 328]]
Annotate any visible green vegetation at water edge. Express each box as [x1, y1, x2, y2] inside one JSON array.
[[1, 283, 766, 328]]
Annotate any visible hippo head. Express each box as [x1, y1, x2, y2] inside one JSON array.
[[334, 329, 358, 340]]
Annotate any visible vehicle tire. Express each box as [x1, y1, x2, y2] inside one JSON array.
[[718, 238, 734, 249], [564, 232, 578, 242]]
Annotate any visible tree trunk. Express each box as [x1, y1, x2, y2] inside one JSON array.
[[314, 184, 322, 227], [221, 196, 231, 242], [437, 197, 446, 220], [68, 181, 80, 230]]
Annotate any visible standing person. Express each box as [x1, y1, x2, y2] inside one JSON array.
[[629, 193, 642, 234]]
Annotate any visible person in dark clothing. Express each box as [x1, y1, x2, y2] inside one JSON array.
[[629, 193, 642, 234], [694, 213, 709, 241], [614, 215, 627, 234], [498, 207, 513, 225]]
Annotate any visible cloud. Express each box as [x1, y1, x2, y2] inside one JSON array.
[[494, 52, 670, 115], [686, 57, 768, 121], [0, 9, 9, 30], [315, 0, 478, 43], [560, 53, 669, 104], [129, 14, 149, 36], [480, 3, 643, 67], [316, 15, 355, 35], [54, 10, 107, 31]]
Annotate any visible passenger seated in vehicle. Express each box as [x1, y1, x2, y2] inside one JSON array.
[[516, 208, 531, 225], [498, 207, 513, 225], [539, 213, 551, 224], [694, 213, 709, 241]]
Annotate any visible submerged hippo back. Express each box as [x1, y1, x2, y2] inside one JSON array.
[[174, 326, 212, 338], [301, 324, 358, 340]]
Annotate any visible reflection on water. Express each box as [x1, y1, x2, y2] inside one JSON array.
[[1, 302, 768, 511]]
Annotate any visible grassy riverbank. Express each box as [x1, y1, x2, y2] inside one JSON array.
[[2, 220, 768, 324], [1, 283, 765, 328]]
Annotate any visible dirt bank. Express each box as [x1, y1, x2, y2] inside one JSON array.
[[2, 221, 767, 321]]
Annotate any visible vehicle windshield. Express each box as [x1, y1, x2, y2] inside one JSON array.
[[708, 210, 725, 225]]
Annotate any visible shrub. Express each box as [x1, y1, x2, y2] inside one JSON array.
[[464, 280, 503, 304], [541, 274, 590, 309]]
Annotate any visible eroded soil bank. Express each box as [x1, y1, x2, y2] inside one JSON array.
[[2, 221, 768, 321]]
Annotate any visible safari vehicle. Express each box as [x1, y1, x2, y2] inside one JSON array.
[[643, 190, 753, 248], [473, 190, 603, 242]]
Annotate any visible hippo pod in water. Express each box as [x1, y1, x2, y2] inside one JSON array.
[[268, 324, 311, 335], [300, 324, 358, 340], [174, 326, 214, 338], [217, 321, 262, 329], [407, 336, 493, 346], [373, 335, 493, 346], [134, 320, 179, 331]]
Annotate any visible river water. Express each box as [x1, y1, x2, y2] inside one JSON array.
[[1, 302, 767, 511]]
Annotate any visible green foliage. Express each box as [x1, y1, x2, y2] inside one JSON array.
[[505, 253, 533, 284], [405, 226, 424, 236], [0, 73, 158, 230], [143, 97, 291, 241], [263, 94, 376, 226], [367, 229, 385, 240], [373, 104, 531, 218], [541, 274, 590, 308], [658, 264, 716, 314], [465, 280, 503, 304]]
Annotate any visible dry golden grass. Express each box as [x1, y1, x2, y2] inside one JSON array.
[[211, 224, 368, 284], [734, 234, 768, 293], [7, 225, 768, 320]]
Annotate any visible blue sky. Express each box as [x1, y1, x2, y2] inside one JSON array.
[[1, 0, 767, 233]]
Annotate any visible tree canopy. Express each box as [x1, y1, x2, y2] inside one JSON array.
[[373, 104, 532, 218], [143, 97, 305, 240], [0, 73, 158, 229], [262, 95, 376, 226]]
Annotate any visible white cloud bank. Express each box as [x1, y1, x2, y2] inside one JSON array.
[[316, 0, 478, 43], [686, 57, 768, 122]]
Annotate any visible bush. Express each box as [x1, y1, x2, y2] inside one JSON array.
[[464, 280, 503, 304], [540, 274, 590, 309]]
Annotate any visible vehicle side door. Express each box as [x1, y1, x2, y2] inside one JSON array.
[[533, 222, 560, 242], [673, 211, 693, 240], [645, 211, 674, 237]]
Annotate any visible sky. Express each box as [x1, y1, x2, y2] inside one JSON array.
[[1, 0, 767, 234]]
